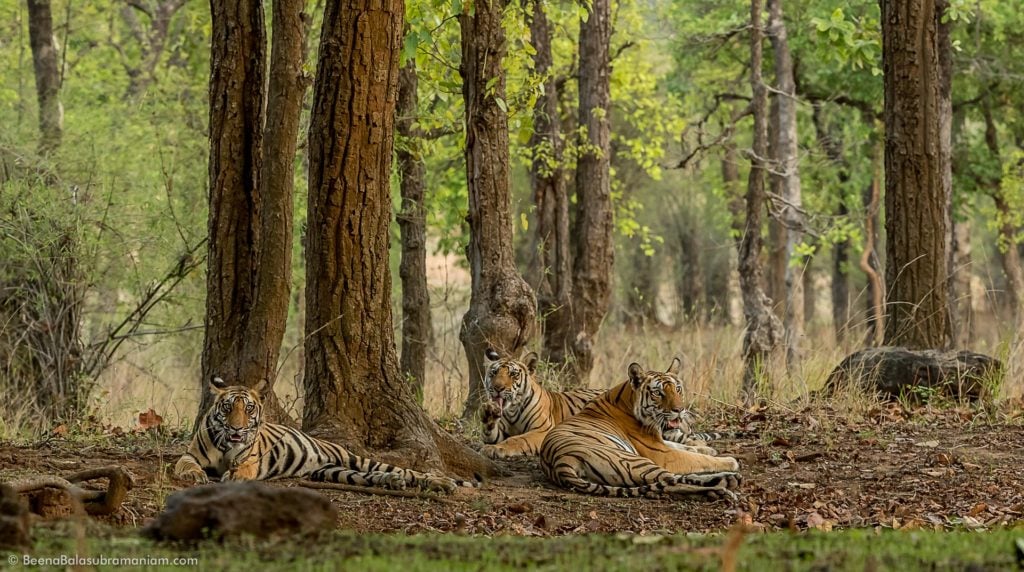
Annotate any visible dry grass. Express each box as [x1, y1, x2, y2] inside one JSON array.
[[3, 245, 1022, 440]]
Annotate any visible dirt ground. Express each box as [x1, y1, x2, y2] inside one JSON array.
[[3, 402, 1024, 537]]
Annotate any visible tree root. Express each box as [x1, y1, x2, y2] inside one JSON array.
[[6, 465, 134, 516]]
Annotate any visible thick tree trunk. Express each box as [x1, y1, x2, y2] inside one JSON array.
[[458, 0, 537, 418], [26, 0, 62, 153], [303, 0, 492, 477], [767, 0, 803, 368], [881, 0, 951, 349], [739, 0, 784, 401], [397, 59, 431, 396], [561, 0, 615, 382], [527, 0, 572, 367], [199, 0, 305, 427]]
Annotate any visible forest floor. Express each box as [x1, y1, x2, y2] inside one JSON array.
[[3, 401, 1024, 569]]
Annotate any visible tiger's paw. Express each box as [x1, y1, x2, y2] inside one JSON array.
[[479, 444, 509, 460], [419, 475, 459, 494], [683, 471, 742, 491], [480, 402, 503, 427], [176, 468, 209, 485]]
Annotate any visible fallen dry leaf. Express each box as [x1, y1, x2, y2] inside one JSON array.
[[138, 408, 164, 430]]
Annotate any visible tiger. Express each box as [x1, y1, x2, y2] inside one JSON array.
[[479, 349, 725, 460], [539, 358, 742, 498], [174, 376, 479, 493]]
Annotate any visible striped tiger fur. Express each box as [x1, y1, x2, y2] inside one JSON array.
[[539, 358, 742, 498], [479, 349, 725, 459], [478, 349, 604, 459], [174, 377, 479, 493]]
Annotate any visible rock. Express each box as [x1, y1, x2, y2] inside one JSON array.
[[0, 484, 32, 552], [824, 346, 1002, 402], [144, 482, 337, 542]]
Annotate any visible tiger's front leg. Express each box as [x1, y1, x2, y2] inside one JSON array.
[[174, 453, 208, 484], [480, 429, 547, 459], [220, 457, 261, 481], [657, 448, 740, 475], [480, 401, 506, 445]]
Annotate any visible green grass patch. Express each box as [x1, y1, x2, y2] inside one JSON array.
[[12, 526, 1023, 571]]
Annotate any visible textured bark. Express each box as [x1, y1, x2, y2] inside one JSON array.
[[458, 0, 537, 418], [527, 0, 572, 367], [938, 1, 957, 347], [739, 0, 784, 401], [26, 0, 62, 153], [304, 0, 493, 478], [199, 0, 305, 427], [881, 0, 951, 349], [767, 0, 803, 367], [564, 0, 615, 382], [397, 59, 431, 395]]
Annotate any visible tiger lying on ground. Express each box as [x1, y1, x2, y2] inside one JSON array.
[[174, 377, 478, 493], [479, 349, 724, 459], [539, 358, 742, 498]]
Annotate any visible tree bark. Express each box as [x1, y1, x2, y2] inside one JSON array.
[[862, 144, 884, 346], [303, 0, 493, 478], [526, 0, 572, 367], [561, 0, 615, 382], [740, 0, 784, 401], [458, 0, 537, 418], [767, 0, 803, 368], [26, 0, 62, 153], [881, 0, 951, 350], [199, 0, 305, 427], [397, 58, 431, 396]]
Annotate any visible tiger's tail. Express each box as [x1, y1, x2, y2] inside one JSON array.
[[549, 463, 657, 498]]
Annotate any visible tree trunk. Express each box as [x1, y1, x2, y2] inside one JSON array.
[[397, 58, 431, 396], [862, 150, 885, 347], [624, 248, 660, 328], [723, 142, 745, 328], [676, 220, 705, 324], [767, 0, 803, 368], [811, 105, 852, 342], [740, 0, 784, 401], [561, 0, 615, 382], [938, 0, 957, 348], [458, 0, 537, 418], [303, 0, 493, 478], [26, 0, 62, 153], [802, 256, 816, 325], [881, 0, 951, 349], [527, 0, 572, 367], [199, 0, 305, 427]]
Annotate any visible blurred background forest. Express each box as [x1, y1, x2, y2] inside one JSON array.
[[1, 0, 1022, 435]]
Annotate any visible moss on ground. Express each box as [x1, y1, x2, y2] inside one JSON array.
[[12, 525, 1023, 571]]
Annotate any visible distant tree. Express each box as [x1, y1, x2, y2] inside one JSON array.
[[739, 0, 783, 400], [26, 0, 62, 153], [198, 0, 306, 426], [303, 0, 492, 477], [397, 57, 431, 396], [881, 0, 951, 349], [458, 0, 537, 417]]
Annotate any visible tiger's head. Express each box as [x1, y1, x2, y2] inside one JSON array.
[[626, 358, 694, 435], [483, 348, 539, 414], [205, 376, 269, 449]]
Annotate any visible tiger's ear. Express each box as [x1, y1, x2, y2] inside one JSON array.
[[484, 348, 500, 364], [628, 363, 645, 387], [252, 379, 271, 399], [523, 352, 539, 374], [209, 376, 229, 395], [666, 357, 682, 376]]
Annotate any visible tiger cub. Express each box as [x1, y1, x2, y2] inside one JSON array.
[[479, 349, 722, 459], [540, 359, 742, 498], [174, 377, 478, 493]]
